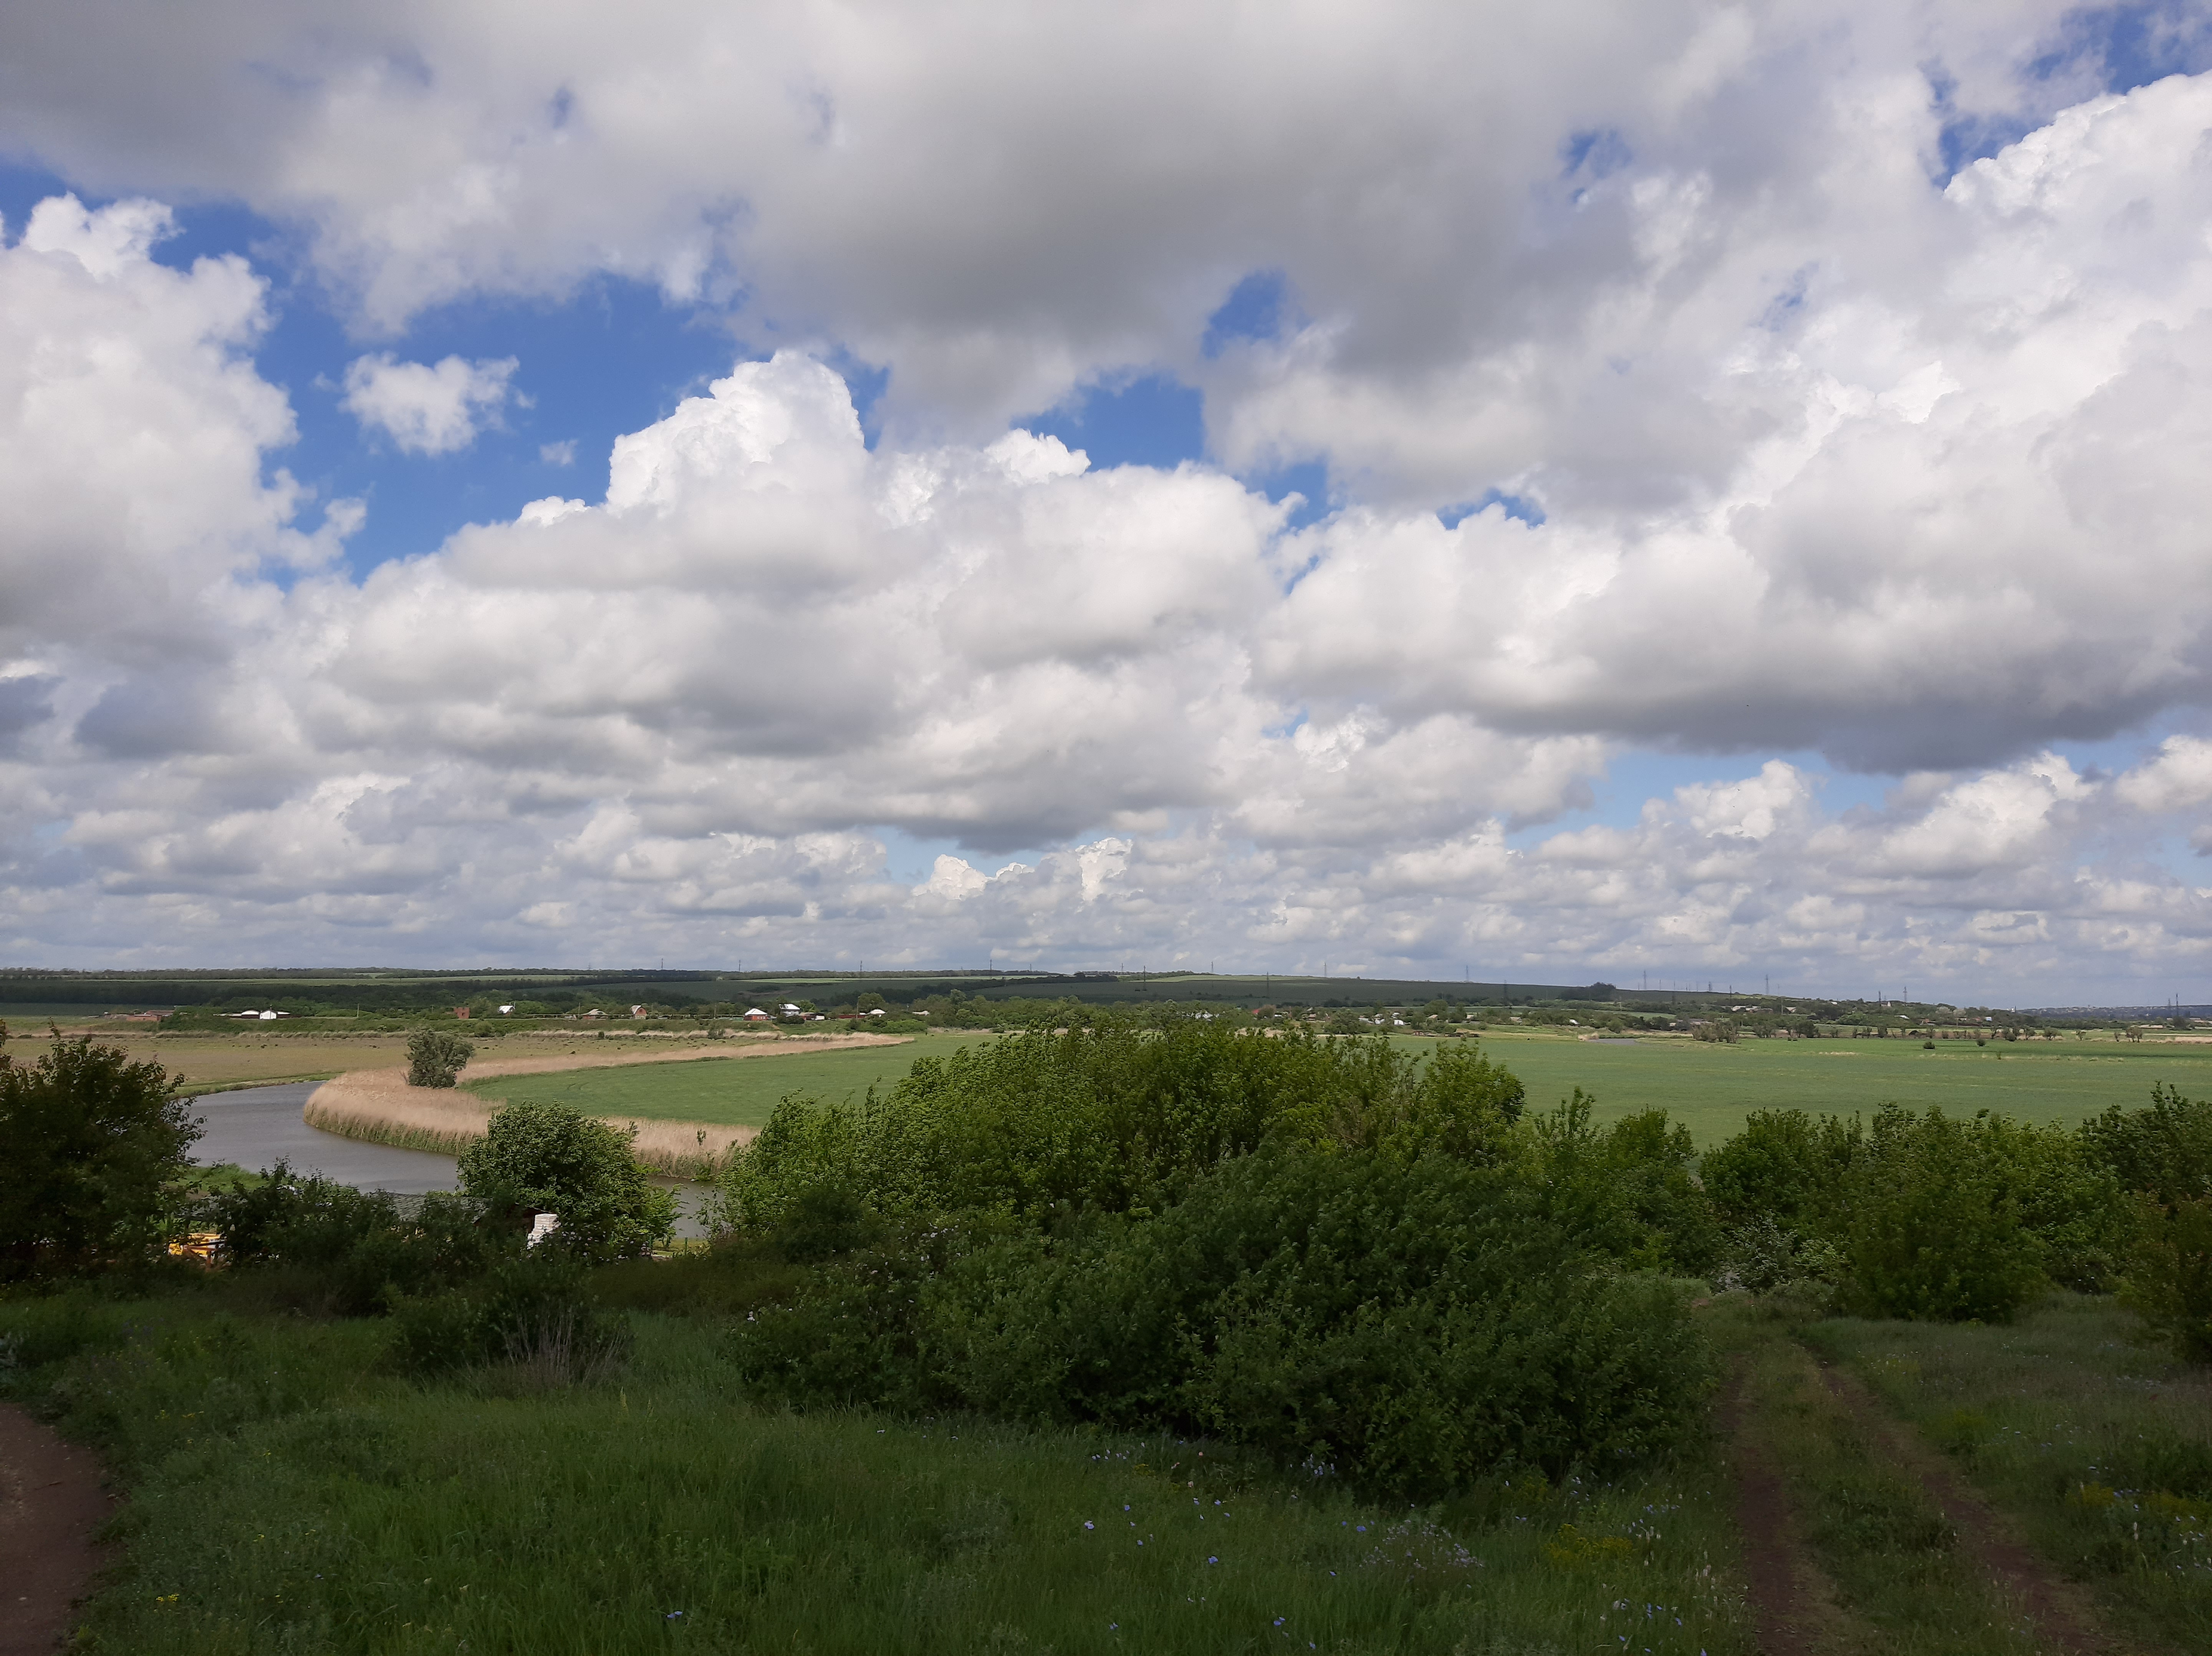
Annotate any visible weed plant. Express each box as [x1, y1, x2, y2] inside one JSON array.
[[2, 1286, 1751, 1655]]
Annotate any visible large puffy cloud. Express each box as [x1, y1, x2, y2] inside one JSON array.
[[8, 12, 2212, 997], [0, 195, 338, 670], [4, 304, 2210, 996], [0, 2, 2099, 426], [1263, 73, 2212, 771]]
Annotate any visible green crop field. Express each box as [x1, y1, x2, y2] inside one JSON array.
[[1453, 1032, 2212, 1144], [469, 1028, 2212, 1145], [462, 1033, 997, 1127]]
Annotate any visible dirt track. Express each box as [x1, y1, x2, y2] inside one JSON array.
[[1815, 1361, 2115, 1656], [0, 1404, 111, 1656]]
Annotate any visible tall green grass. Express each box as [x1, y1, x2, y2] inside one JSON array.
[[2, 1288, 1750, 1655], [1803, 1293, 2212, 1651]]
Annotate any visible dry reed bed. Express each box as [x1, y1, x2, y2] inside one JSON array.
[[302, 1033, 911, 1179]]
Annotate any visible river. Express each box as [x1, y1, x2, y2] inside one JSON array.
[[187, 1082, 716, 1233]]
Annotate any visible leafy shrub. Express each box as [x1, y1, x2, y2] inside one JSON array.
[[1520, 1092, 1722, 1275], [405, 1027, 475, 1088], [389, 1254, 629, 1382], [2080, 1086, 2212, 1360], [2118, 1194, 2212, 1362], [1724, 1213, 1843, 1298], [2079, 1083, 2212, 1206], [458, 1100, 678, 1262], [197, 1162, 512, 1315], [1700, 1108, 1863, 1232], [721, 1022, 1525, 1231], [772, 1181, 882, 1262], [1840, 1106, 2047, 1321], [0, 1032, 200, 1280], [735, 1146, 1710, 1495]]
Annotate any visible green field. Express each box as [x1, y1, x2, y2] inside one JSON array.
[[469, 1030, 2212, 1145], [1463, 1032, 2212, 1143], [462, 1034, 995, 1127]]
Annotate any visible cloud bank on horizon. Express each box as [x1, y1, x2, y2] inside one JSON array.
[[3, 0, 2212, 1000]]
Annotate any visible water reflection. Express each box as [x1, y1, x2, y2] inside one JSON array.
[[188, 1083, 715, 1235]]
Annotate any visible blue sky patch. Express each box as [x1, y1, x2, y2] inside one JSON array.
[[1440, 489, 1544, 530], [1017, 371, 1206, 470], [1202, 269, 1289, 356]]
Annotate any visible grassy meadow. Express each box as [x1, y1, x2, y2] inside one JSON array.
[[462, 1028, 2212, 1144], [3, 1280, 1748, 1656], [1466, 1030, 2212, 1143], [12, 1278, 2206, 1655], [462, 1032, 993, 1128]]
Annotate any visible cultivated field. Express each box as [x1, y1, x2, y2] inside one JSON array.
[[27, 1032, 421, 1095], [453, 1028, 2212, 1144], [1465, 1030, 2212, 1143], [461, 1030, 997, 1127]]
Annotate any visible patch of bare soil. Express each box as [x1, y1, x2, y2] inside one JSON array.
[[1817, 1363, 2118, 1656], [1721, 1363, 1813, 1655], [0, 1404, 113, 1656]]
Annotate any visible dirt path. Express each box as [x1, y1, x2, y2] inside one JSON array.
[[0, 1405, 112, 1656], [1815, 1363, 2118, 1656], [1720, 1363, 1814, 1656]]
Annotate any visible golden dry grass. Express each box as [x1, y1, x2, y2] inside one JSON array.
[[300, 1033, 912, 1177]]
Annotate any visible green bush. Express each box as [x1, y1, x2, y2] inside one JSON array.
[[197, 1162, 513, 1315], [405, 1027, 475, 1088], [1520, 1092, 1722, 1275], [458, 1100, 677, 1262], [2083, 1085, 2212, 1359], [721, 1022, 1525, 1231], [734, 1146, 1710, 1495], [2118, 1194, 2212, 1363], [1699, 1108, 1863, 1232], [0, 1032, 199, 1281], [1840, 1106, 2047, 1322], [387, 1254, 629, 1382], [2079, 1082, 2212, 1206]]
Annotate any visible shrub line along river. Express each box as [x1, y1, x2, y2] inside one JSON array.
[[187, 1083, 717, 1233]]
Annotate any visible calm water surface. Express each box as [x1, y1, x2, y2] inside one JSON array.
[[188, 1082, 714, 1232]]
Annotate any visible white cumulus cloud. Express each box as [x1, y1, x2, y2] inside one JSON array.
[[341, 352, 517, 454]]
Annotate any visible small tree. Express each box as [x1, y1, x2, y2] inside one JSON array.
[[0, 1030, 200, 1280], [458, 1100, 677, 1262], [407, 1027, 475, 1088], [1841, 1106, 2045, 1321]]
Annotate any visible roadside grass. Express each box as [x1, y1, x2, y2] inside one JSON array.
[[463, 1033, 993, 1129], [1706, 1297, 2054, 1654], [1801, 1294, 2212, 1652], [2, 1282, 1750, 1656]]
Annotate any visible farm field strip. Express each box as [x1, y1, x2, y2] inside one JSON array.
[[460, 1032, 996, 1128], [466, 1030, 2212, 1143]]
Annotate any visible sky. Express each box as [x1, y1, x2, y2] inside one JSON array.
[[4, 2, 2212, 1004]]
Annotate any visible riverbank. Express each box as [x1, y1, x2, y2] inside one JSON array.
[[301, 1033, 912, 1177]]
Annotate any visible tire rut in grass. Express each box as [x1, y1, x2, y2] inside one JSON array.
[[1813, 1360, 2120, 1656], [0, 1403, 114, 1656], [1722, 1358, 1827, 1655]]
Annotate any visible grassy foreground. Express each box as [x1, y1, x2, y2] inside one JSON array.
[[3, 1277, 1747, 1656]]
